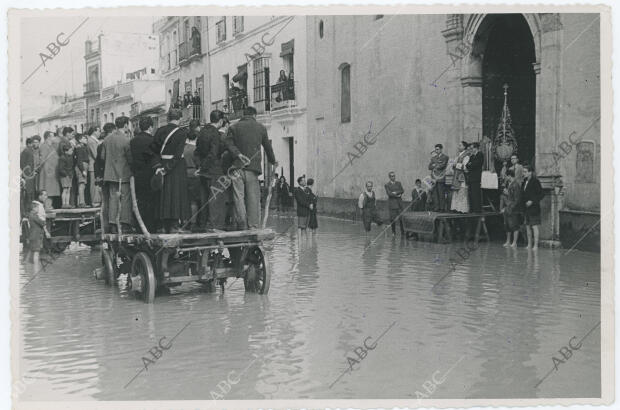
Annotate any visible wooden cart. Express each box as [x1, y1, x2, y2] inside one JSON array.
[[45, 207, 101, 253], [100, 229, 275, 302]]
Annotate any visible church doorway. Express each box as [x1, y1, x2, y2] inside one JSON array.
[[481, 14, 536, 171]]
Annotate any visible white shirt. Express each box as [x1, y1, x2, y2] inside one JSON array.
[[358, 190, 374, 209]]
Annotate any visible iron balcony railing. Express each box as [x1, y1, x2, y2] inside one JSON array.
[[179, 41, 189, 61], [211, 91, 248, 121], [270, 79, 296, 111]]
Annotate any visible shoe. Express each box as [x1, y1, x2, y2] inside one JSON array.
[[78, 203, 87, 208], [503, 242, 510, 247]]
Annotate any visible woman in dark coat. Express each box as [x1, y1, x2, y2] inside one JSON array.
[[151, 109, 191, 233], [521, 164, 544, 250], [306, 178, 318, 232], [277, 176, 291, 212]]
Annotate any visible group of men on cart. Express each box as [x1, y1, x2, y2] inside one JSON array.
[[103, 106, 277, 235]]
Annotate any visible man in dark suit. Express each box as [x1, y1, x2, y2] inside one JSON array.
[[195, 109, 227, 231], [428, 143, 449, 211], [150, 109, 191, 233], [101, 117, 134, 233], [385, 171, 405, 235], [225, 106, 277, 230], [465, 142, 484, 213], [130, 116, 158, 233]]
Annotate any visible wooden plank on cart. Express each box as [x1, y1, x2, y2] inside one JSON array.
[[102, 228, 276, 247], [47, 207, 101, 218]]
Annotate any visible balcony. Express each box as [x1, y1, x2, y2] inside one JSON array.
[[83, 81, 100, 94], [270, 79, 296, 111], [179, 41, 189, 61], [211, 90, 248, 121], [181, 104, 203, 122], [179, 40, 202, 65]]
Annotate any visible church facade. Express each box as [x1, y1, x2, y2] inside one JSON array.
[[305, 13, 601, 246]]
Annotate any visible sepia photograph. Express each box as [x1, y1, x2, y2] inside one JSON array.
[[7, 3, 613, 409]]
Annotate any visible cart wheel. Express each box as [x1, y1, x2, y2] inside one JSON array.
[[243, 246, 271, 294], [102, 248, 116, 285], [130, 252, 156, 303]]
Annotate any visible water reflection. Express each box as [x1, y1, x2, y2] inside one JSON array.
[[16, 216, 600, 400]]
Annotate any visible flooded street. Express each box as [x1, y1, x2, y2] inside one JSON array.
[[16, 215, 600, 401]]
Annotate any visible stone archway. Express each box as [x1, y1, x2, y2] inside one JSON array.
[[443, 13, 565, 243], [457, 14, 540, 164]]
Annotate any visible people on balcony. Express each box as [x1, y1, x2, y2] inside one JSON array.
[[183, 91, 192, 108], [274, 70, 294, 103], [230, 82, 246, 113], [192, 90, 201, 120], [172, 96, 182, 109]]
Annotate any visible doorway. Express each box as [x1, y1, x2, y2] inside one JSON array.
[[287, 137, 295, 187], [481, 14, 536, 170]]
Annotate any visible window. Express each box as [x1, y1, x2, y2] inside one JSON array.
[[183, 19, 190, 43], [110, 113, 114, 122], [233, 16, 244, 35], [576, 141, 595, 183], [96, 108, 100, 124], [216, 18, 226, 43], [253, 57, 270, 105], [319, 20, 324, 38], [340, 63, 351, 123], [104, 113, 107, 123], [172, 30, 178, 66]]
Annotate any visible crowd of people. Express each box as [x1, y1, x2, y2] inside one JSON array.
[[20, 106, 280, 258], [21, 113, 545, 258], [357, 142, 544, 249]]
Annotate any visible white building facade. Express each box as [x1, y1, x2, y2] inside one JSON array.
[[206, 15, 308, 184], [153, 16, 209, 124], [84, 32, 160, 128]]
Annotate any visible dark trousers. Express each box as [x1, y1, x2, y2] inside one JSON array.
[[389, 207, 405, 234], [431, 181, 447, 211], [468, 182, 482, 213], [362, 208, 382, 232], [136, 189, 159, 233]]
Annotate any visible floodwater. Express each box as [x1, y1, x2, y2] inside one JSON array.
[[16, 215, 600, 401]]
